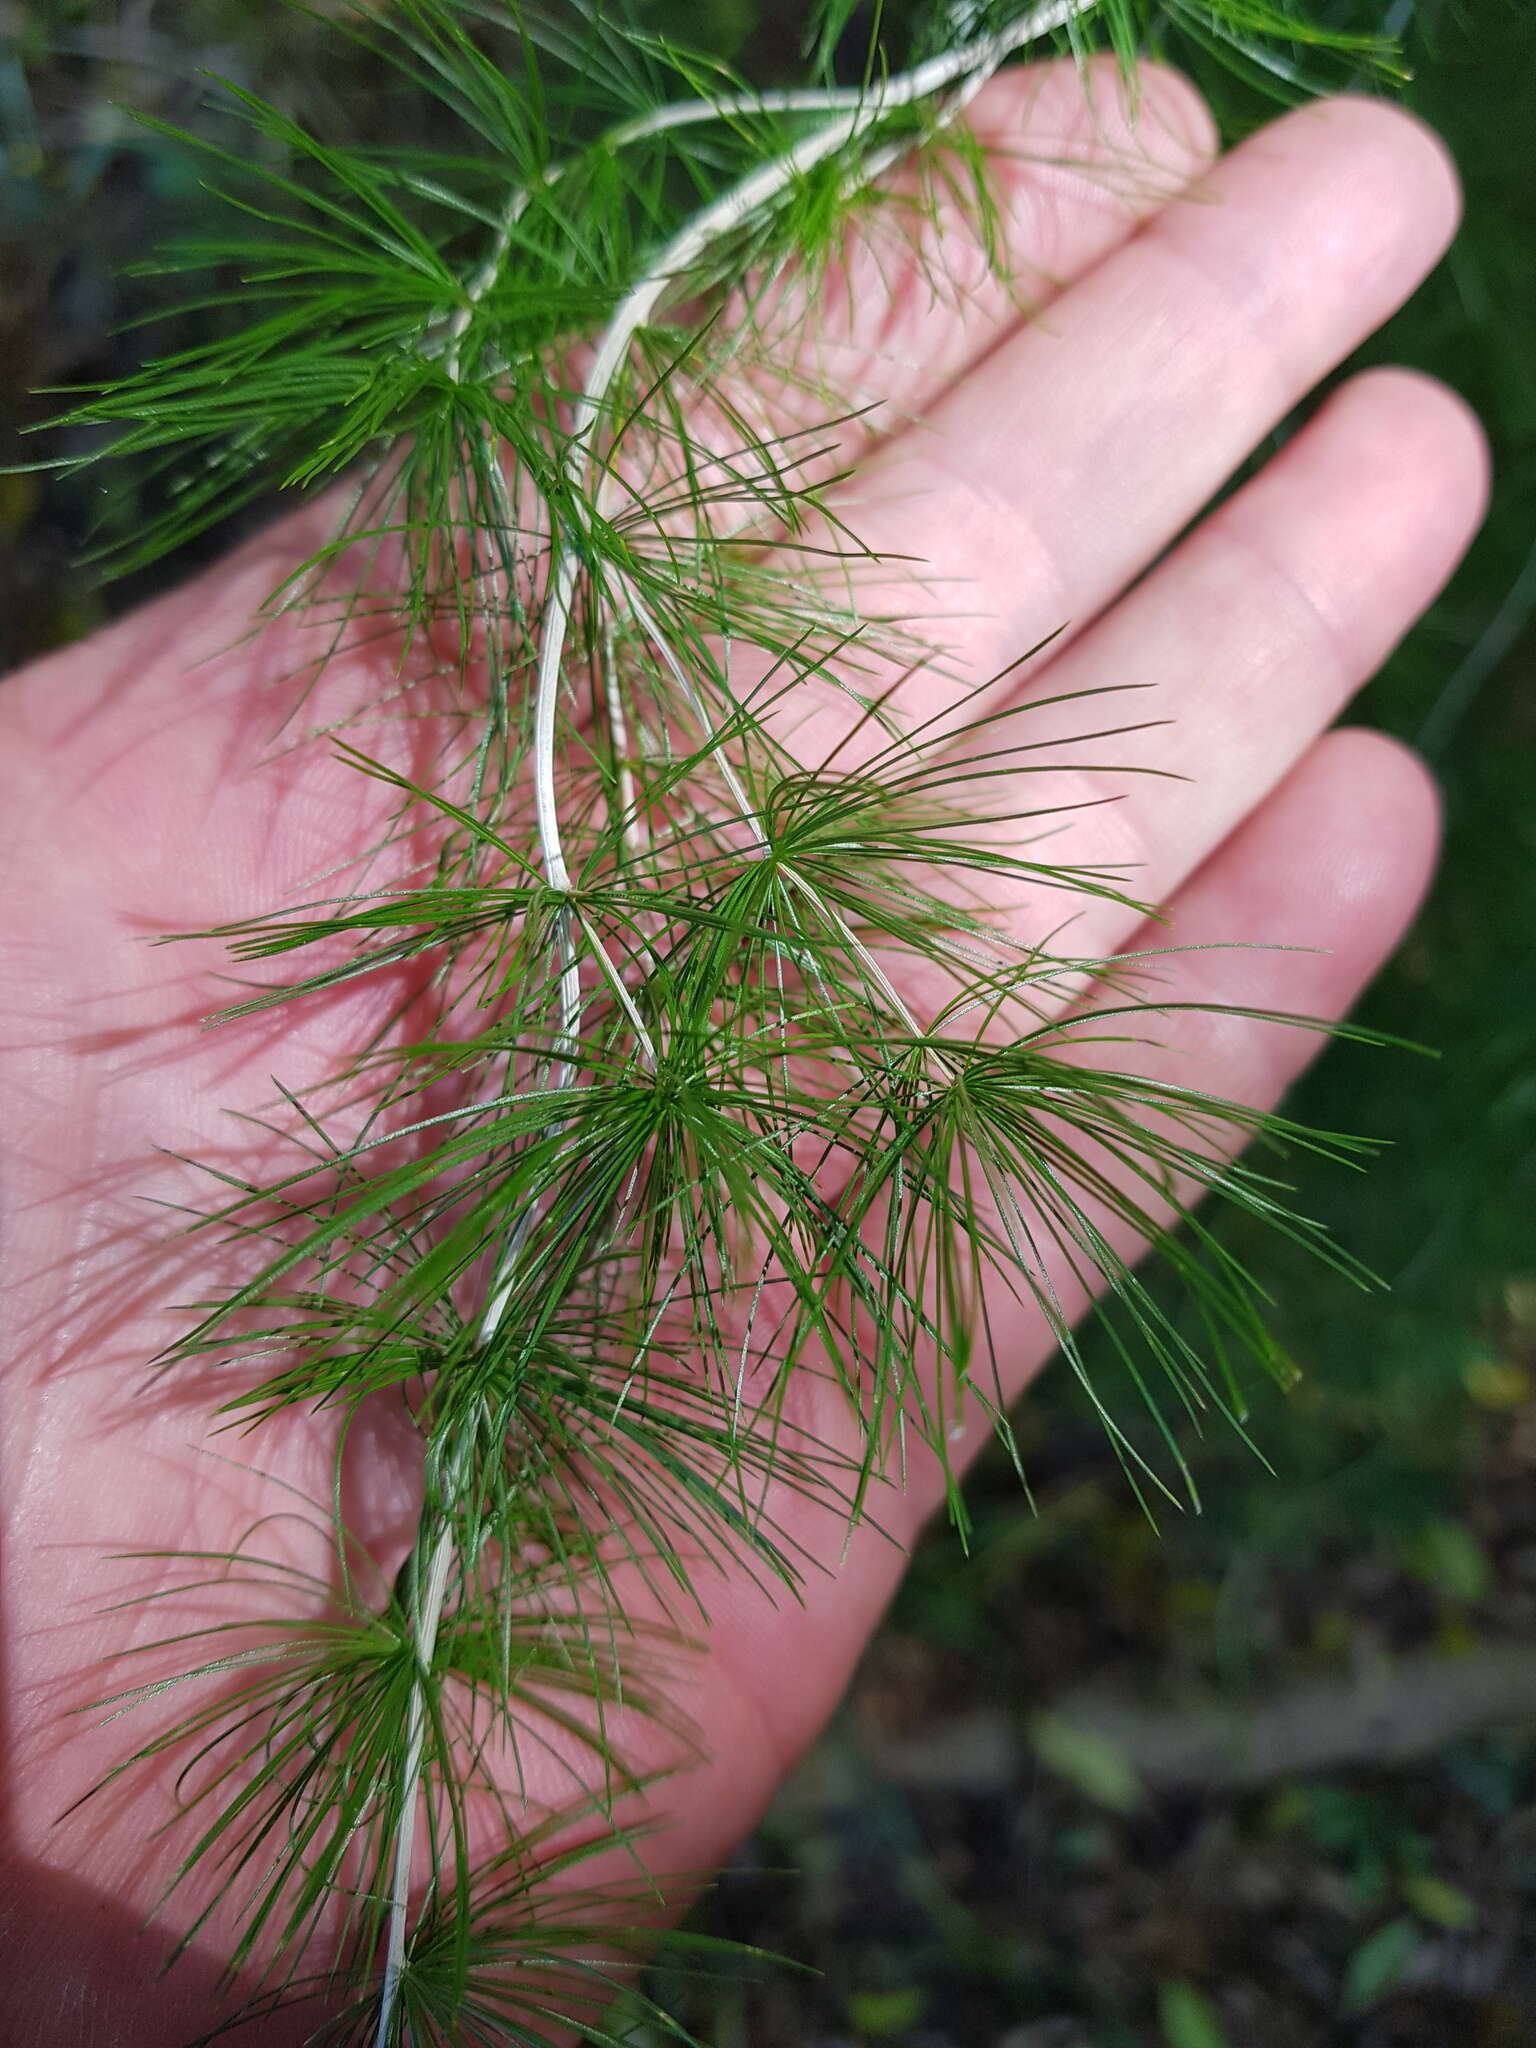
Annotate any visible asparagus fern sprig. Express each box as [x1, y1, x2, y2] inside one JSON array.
[[31, 1, 1411, 2040]]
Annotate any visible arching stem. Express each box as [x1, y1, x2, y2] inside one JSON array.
[[372, 7, 1081, 2038]]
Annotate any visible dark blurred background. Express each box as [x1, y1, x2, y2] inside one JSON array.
[[3, 4, 1534, 2043]]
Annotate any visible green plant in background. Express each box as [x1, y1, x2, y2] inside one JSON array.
[[6, 1, 1456, 2042]]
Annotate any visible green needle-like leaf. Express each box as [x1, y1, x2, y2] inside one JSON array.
[[29, 2, 1419, 2040]]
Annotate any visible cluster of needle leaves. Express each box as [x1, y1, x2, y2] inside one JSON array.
[[29, 1, 1413, 2042]]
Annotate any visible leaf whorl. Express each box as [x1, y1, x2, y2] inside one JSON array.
[[42, 2, 1408, 2040]]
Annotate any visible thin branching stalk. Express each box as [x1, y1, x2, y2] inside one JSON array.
[[380, 17, 1097, 2006], [24, 3, 1418, 2040], [375, 1524, 458, 2048]]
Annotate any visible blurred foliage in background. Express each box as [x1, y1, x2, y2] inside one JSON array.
[[3, 3, 1534, 2042]]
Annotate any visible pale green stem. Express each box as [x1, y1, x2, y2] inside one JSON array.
[[374, 6, 1085, 2037], [534, 0, 1084, 875], [434, 72, 1018, 376], [374, 1520, 455, 2048]]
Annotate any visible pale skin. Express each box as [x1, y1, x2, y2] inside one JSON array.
[[0, 58, 1491, 2046]]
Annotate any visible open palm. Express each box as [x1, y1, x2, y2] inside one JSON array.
[[0, 61, 1486, 2046]]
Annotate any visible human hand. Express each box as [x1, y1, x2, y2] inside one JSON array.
[[0, 58, 1487, 2045]]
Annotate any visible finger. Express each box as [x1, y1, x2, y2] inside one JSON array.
[[625, 60, 1214, 579], [712, 58, 1217, 464], [779, 96, 1463, 761], [637, 723, 1441, 1882], [887, 367, 1485, 1013]]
